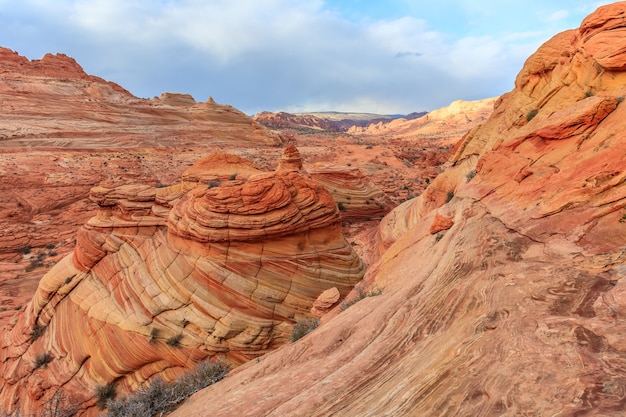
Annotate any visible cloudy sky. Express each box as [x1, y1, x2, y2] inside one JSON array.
[[0, 0, 614, 115]]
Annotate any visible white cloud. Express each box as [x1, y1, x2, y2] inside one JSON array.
[[0, 0, 604, 114]]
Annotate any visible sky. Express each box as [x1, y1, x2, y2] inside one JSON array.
[[0, 0, 616, 115]]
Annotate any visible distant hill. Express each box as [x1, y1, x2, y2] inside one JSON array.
[[253, 110, 427, 132]]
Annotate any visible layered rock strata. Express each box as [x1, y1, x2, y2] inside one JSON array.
[[0, 152, 365, 415], [170, 4, 626, 416]]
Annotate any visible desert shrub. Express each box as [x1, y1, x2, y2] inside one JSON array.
[[290, 318, 319, 342], [95, 383, 117, 410], [34, 352, 53, 369], [446, 191, 454, 203], [526, 109, 538, 121], [620, 213, 626, 224], [337, 202, 347, 211], [30, 323, 47, 343], [166, 334, 183, 347], [465, 169, 476, 182], [40, 390, 79, 417], [229, 173, 238, 180], [340, 286, 382, 312], [0, 390, 78, 417], [19, 245, 32, 255], [148, 327, 159, 344], [106, 359, 229, 417], [207, 180, 222, 188]]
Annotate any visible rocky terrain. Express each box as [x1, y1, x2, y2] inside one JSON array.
[[0, 42, 483, 415], [167, 3, 626, 416], [7, 3, 622, 415], [253, 111, 426, 132]]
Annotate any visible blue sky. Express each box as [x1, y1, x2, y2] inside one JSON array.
[[0, 0, 614, 115]]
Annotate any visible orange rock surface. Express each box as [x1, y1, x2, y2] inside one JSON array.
[[168, 4, 626, 416], [0, 150, 365, 414]]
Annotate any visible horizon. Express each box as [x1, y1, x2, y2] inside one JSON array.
[[0, 0, 614, 115]]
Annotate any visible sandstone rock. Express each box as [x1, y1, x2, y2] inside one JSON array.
[[0, 152, 365, 415], [428, 213, 454, 234], [168, 4, 626, 416], [310, 287, 341, 317]]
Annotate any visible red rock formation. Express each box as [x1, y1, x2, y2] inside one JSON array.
[[0, 151, 365, 415], [348, 98, 496, 146], [168, 4, 626, 416]]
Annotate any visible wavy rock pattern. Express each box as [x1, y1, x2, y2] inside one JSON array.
[[0, 152, 365, 414], [171, 4, 626, 416]]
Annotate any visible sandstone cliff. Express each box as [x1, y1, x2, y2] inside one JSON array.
[[169, 4, 626, 416]]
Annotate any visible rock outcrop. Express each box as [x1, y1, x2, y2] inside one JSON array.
[[0, 150, 365, 415], [348, 98, 496, 146], [0, 47, 282, 149], [169, 4, 626, 416]]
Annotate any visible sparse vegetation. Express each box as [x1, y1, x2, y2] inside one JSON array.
[[584, 90, 594, 98], [465, 169, 476, 182], [148, 327, 159, 344], [95, 383, 117, 410], [446, 191, 455, 203], [229, 173, 238, 180], [620, 213, 626, 224], [207, 180, 222, 188], [166, 334, 183, 347], [1, 390, 79, 417], [30, 323, 47, 343], [526, 109, 538, 121], [45, 243, 55, 250], [340, 286, 383, 312], [19, 245, 32, 255], [33, 352, 53, 369], [290, 318, 319, 342], [337, 202, 347, 211], [105, 359, 229, 417]]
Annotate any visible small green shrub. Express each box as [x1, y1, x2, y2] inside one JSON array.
[[620, 213, 626, 224], [337, 202, 347, 211], [44, 243, 55, 250], [290, 318, 319, 342], [33, 352, 53, 369], [95, 382, 117, 410], [445, 191, 454, 203], [465, 170, 476, 182], [19, 245, 32, 255], [229, 173, 238, 181], [207, 180, 222, 188], [526, 109, 538, 121]]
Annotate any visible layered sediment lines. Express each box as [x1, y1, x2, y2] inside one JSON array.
[[0, 152, 365, 414], [172, 4, 626, 416]]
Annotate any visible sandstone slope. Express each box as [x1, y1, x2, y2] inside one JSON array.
[[171, 4, 626, 416]]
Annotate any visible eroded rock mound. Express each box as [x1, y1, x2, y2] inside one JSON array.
[[169, 4, 626, 416], [0, 151, 365, 415]]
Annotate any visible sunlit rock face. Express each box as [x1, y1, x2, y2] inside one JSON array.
[[0, 150, 365, 415], [169, 4, 626, 417]]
